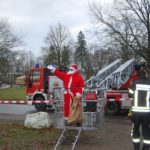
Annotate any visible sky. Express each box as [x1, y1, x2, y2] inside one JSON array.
[[0, 0, 111, 57]]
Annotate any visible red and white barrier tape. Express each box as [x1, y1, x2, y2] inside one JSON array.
[[0, 100, 52, 105], [108, 98, 132, 102]]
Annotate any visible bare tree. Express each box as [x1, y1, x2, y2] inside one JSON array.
[[89, 47, 118, 74], [12, 50, 35, 72], [0, 19, 22, 73], [89, 0, 150, 64], [42, 23, 73, 67]]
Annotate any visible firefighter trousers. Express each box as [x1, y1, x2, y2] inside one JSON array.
[[131, 112, 150, 148]]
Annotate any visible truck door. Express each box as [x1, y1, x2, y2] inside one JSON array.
[[43, 68, 50, 93], [26, 69, 41, 94]]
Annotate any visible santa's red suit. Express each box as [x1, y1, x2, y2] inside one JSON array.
[[48, 64, 84, 119]]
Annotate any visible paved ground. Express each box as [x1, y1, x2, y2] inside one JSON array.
[[77, 114, 133, 150]]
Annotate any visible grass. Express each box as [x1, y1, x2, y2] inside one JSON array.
[[0, 123, 61, 150], [0, 87, 64, 150], [0, 86, 26, 99]]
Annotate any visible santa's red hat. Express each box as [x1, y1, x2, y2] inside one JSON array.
[[69, 64, 78, 71]]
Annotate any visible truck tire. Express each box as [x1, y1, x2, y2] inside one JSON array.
[[34, 96, 47, 111], [105, 101, 120, 115]]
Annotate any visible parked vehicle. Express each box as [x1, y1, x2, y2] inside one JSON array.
[[85, 58, 137, 115], [27, 58, 139, 114], [26, 66, 63, 111]]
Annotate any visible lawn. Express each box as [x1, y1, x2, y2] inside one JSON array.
[[0, 87, 63, 150], [0, 86, 26, 99], [0, 123, 61, 150]]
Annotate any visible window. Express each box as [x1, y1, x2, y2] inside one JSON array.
[[30, 70, 40, 81]]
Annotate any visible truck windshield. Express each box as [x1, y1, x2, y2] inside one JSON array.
[[30, 70, 40, 81]]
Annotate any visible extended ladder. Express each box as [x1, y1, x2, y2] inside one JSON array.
[[85, 59, 122, 88], [96, 58, 135, 90], [54, 126, 82, 150], [110, 58, 135, 89]]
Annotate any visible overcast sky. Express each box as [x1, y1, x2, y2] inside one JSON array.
[[0, 0, 111, 57]]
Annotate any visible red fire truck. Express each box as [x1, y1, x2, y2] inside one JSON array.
[[105, 76, 133, 115], [104, 59, 141, 115], [27, 59, 139, 114], [26, 66, 63, 111], [85, 58, 138, 115]]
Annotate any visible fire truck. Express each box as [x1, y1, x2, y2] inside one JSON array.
[[27, 58, 138, 114], [85, 58, 137, 115], [26, 66, 63, 111]]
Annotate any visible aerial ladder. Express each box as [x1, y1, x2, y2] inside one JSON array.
[[85, 59, 122, 88], [96, 58, 135, 90], [94, 58, 135, 114], [110, 58, 135, 89]]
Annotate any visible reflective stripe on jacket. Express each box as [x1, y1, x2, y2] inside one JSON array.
[[129, 80, 150, 112]]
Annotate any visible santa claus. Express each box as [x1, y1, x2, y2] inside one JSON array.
[[47, 64, 84, 121]]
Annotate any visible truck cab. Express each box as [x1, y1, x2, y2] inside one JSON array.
[[26, 66, 51, 111], [26, 66, 63, 111], [27, 67, 50, 95]]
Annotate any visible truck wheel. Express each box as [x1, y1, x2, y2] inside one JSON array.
[[105, 101, 120, 115], [34, 96, 47, 111]]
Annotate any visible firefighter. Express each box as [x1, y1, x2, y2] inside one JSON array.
[[129, 69, 150, 150], [47, 64, 84, 124]]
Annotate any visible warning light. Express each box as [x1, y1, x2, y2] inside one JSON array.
[[35, 64, 39, 68]]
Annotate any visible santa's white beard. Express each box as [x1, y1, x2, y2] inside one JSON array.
[[67, 70, 76, 74]]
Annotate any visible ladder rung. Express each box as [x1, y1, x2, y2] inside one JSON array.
[[66, 126, 82, 130]]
